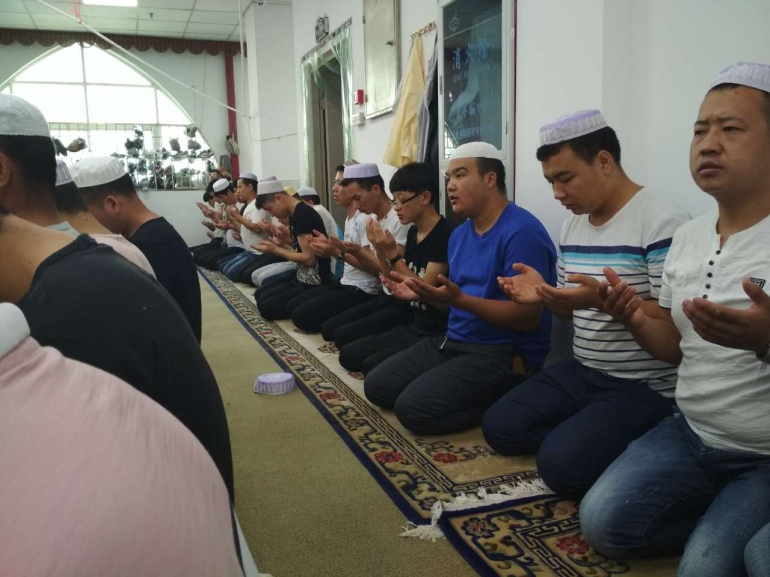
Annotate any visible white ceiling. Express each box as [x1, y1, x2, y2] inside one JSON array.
[[0, 0, 289, 41]]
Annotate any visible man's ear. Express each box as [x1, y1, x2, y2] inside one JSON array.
[[103, 195, 121, 215], [596, 150, 614, 176], [0, 152, 15, 190], [483, 170, 498, 191]]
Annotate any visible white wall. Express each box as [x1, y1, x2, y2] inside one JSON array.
[[628, 0, 770, 219], [138, 189, 210, 247], [514, 0, 605, 240], [291, 0, 438, 189]]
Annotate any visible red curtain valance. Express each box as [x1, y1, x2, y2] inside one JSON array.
[[0, 28, 244, 57]]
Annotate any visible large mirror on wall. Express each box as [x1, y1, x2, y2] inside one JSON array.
[[363, 0, 400, 119]]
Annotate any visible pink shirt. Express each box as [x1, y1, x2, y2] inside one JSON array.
[[91, 233, 156, 277], [0, 303, 242, 577]]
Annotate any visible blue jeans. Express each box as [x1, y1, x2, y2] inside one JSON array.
[[481, 360, 673, 499], [746, 523, 770, 577], [580, 413, 770, 577], [220, 251, 257, 281]]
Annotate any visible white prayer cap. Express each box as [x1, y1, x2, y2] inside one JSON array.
[[343, 163, 380, 180], [55, 159, 73, 187], [539, 110, 608, 147], [0, 94, 50, 138], [239, 172, 258, 182], [449, 142, 503, 162], [212, 178, 230, 193], [70, 157, 127, 188], [710, 62, 770, 94], [257, 179, 285, 196], [297, 187, 319, 198]]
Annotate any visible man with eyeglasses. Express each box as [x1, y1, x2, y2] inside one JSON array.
[[338, 162, 453, 375], [363, 142, 556, 436], [293, 163, 410, 343]]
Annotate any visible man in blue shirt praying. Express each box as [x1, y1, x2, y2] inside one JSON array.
[[365, 141, 557, 435]]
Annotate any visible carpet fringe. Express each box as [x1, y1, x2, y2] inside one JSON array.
[[400, 478, 552, 541]]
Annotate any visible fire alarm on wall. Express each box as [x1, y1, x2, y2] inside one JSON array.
[[353, 89, 365, 105]]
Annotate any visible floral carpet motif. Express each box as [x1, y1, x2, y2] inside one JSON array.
[[441, 497, 678, 577], [201, 270, 679, 577]]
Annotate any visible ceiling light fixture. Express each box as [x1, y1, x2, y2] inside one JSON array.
[[82, 0, 138, 7]]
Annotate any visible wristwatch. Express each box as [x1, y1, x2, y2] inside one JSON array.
[[387, 254, 403, 266]]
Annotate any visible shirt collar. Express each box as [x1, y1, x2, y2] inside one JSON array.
[[0, 303, 30, 358]]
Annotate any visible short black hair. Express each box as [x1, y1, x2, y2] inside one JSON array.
[[709, 83, 770, 130], [390, 162, 439, 209], [476, 158, 507, 195], [336, 165, 345, 174], [78, 173, 136, 203], [340, 174, 386, 191], [536, 126, 621, 166], [203, 190, 212, 203], [300, 194, 322, 205], [55, 181, 89, 214], [239, 177, 258, 192], [205, 181, 215, 194], [0, 135, 56, 190], [256, 191, 287, 210]]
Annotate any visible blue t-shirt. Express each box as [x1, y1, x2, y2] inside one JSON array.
[[447, 202, 557, 368]]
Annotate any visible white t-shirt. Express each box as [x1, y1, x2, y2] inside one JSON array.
[[213, 203, 226, 239], [314, 204, 340, 274], [241, 199, 270, 254], [558, 188, 690, 395], [660, 212, 770, 454], [340, 211, 381, 295]]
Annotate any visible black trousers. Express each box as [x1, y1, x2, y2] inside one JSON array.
[[364, 336, 519, 435], [339, 324, 441, 375], [196, 246, 243, 270], [290, 283, 376, 334], [481, 359, 674, 499], [191, 237, 223, 256], [321, 295, 414, 349], [257, 279, 326, 321]]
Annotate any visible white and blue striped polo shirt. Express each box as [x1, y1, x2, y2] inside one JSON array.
[[558, 188, 690, 396]]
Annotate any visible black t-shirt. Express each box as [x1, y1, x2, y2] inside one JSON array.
[[405, 217, 454, 333], [18, 236, 234, 500], [130, 217, 202, 343], [290, 202, 332, 285]]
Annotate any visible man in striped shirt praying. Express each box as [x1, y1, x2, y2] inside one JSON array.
[[482, 109, 690, 499]]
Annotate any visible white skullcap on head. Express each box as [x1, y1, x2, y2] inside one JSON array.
[[55, 159, 73, 187], [539, 110, 607, 147], [343, 163, 380, 179], [449, 142, 503, 162], [257, 180, 285, 196], [70, 157, 127, 188], [0, 94, 50, 138], [239, 172, 258, 182], [212, 178, 230, 193], [710, 62, 770, 94], [297, 187, 318, 198]]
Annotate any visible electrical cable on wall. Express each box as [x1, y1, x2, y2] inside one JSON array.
[[34, 0, 252, 119]]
